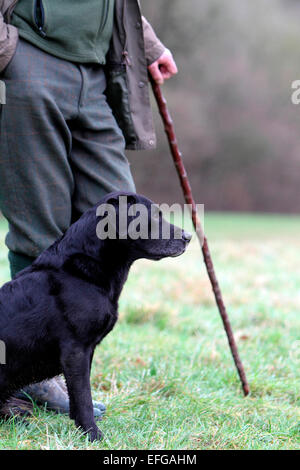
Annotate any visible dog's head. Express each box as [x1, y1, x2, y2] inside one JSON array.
[[94, 192, 192, 261]]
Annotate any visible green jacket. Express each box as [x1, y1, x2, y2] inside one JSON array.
[[0, 0, 165, 150]]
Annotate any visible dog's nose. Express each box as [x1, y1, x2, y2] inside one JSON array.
[[182, 231, 192, 243]]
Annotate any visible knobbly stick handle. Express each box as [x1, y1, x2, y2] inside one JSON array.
[[150, 78, 250, 396]]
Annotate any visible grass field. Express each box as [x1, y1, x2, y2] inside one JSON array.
[[0, 213, 299, 450]]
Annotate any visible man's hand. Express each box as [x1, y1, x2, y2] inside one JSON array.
[[148, 49, 178, 85]]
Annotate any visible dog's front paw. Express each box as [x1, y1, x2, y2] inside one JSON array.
[[88, 425, 103, 442]]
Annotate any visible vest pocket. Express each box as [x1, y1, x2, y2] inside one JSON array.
[[33, 0, 47, 38]]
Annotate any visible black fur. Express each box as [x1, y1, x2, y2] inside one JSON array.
[[0, 192, 190, 441]]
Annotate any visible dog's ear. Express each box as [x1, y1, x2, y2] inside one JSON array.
[[105, 194, 137, 207], [96, 193, 139, 241], [106, 195, 119, 206], [126, 194, 137, 206], [96, 197, 119, 240]]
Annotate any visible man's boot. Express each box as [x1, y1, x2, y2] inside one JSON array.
[[15, 377, 106, 418]]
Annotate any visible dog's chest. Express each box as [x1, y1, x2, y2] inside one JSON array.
[[65, 293, 118, 345]]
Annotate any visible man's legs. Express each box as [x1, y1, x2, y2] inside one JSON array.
[[0, 42, 135, 261]]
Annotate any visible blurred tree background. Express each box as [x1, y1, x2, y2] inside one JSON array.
[[129, 0, 300, 212]]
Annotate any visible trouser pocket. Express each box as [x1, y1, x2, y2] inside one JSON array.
[[105, 64, 137, 147]]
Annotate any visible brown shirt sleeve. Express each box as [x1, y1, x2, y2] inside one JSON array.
[[142, 16, 165, 65]]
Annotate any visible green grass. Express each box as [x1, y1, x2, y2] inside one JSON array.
[[0, 213, 299, 450]]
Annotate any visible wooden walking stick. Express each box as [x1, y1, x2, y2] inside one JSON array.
[[150, 79, 250, 396]]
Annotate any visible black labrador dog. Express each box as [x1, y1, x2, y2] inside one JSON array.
[[0, 192, 191, 441]]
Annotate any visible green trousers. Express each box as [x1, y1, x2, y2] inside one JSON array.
[[0, 39, 136, 277]]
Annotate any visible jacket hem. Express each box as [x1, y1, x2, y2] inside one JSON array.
[[126, 138, 157, 151], [17, 30, 107, 64]]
